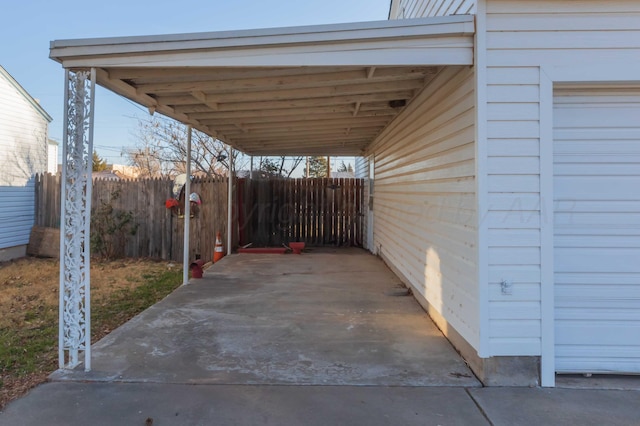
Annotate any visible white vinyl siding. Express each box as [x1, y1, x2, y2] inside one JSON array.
[[485, 0, 640, 356], [391, 0, 476, 19], [368, 66, 479, 349], [553, 88, 640, 374], [0, 71, 49, 250], [47, 141, 58, 174]]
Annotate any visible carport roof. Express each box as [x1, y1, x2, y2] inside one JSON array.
[[50, 15, 475, 156]]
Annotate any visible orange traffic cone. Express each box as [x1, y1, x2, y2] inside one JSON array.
[[213, 231, 225, 263]]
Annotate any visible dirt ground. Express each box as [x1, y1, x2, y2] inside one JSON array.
[[0, 256, 181, 409]]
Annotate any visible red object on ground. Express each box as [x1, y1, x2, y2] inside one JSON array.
[[237, 247, 287, 254], [289, 242, 305, 254], [190, 259, 205, 278]]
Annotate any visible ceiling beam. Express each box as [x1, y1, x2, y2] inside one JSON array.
[[156, 79, 423, 105], [109, 66, 363, 83], [172, 90, 416, 112], [191, 110, 395, 125], [186, 104, 397, 120], [135, 66, 435, 94], [222, 128, 381, 141], [204, 115, 389, 130], [191, 90, 218, 110], [229, 130, 380, 142]]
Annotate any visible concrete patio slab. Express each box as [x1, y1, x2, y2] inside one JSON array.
[[51, 249, 480, 387], [468, 387, 640, 426], [0, 382, 489, 426]]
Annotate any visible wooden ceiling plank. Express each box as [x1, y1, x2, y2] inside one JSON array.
[[229, 129, 380, 142], [189, 108, 395, 122], [155, 78, 424, 104], [221, 125, 381, 137], [171, 90, 415, 111], [203, 115, 389, 130], [198, 111, 395, 127], [135, 66, 435, 94], [110, 66, 365, 83], [226, 130, 382, 142], [239, 143, 370, 155]]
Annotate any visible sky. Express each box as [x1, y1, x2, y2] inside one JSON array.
[[1, 0, 392, 168]]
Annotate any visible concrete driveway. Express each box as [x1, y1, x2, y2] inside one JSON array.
[[51, 248, 479, 387], [3, 249, 640, 425]]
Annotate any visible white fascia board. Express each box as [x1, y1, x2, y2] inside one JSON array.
[[49, 16, 475, 68], [57, 37, 474, 68]]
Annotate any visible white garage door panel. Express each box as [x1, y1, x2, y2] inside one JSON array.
[[556, 235, 640, 248], [555, 248, 640, 273], [557, 323, 640, 345], [554, 140, 640, 154], [555, 176, 640, 199], [555, 273, 640, 286], [556, 284, 640, 301], [554, 88, 640, 374], [554, 106, 640, 126], [556, 307, 640, 321]]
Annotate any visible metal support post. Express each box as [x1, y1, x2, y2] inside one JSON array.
[[59, 68, 96, 371]]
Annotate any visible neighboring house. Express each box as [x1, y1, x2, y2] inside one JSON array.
[[330, 171, 355, 179], [110, 163, 140, 179], [49, 0, 640, 386], [92, 171, 121, 180], [0, 66, 52, 261], [47, 139, 59, 174]]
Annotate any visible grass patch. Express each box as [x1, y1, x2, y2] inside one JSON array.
[[0, 258, 182, 410], [92, 268, 182, 336]]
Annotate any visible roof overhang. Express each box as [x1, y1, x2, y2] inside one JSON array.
[[50, 16, 475, 156]]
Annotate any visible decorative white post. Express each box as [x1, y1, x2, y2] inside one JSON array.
[[59, 68, 96, 371]]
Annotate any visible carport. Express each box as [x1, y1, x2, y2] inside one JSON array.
[[48, 15, 475, 370]]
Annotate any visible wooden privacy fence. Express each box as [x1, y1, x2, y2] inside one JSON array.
[[236, 178, 364, 248], [34, 173, 228, 262], [35, 173, 61, 228]]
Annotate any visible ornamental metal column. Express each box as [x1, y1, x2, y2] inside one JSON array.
[[58, 68, 96, 371]]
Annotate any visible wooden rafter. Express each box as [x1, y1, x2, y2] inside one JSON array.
[[96, 65, 440, 155]]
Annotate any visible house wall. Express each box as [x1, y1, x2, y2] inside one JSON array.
[[47, 141, 58, 174], [366, 65, 479, 350], [0, 72, 49, 257], [483, 0, 640, 360], [389, 0, 476, 19]]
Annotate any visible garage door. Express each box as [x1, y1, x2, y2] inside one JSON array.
[[553, 87, 640, 374]]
